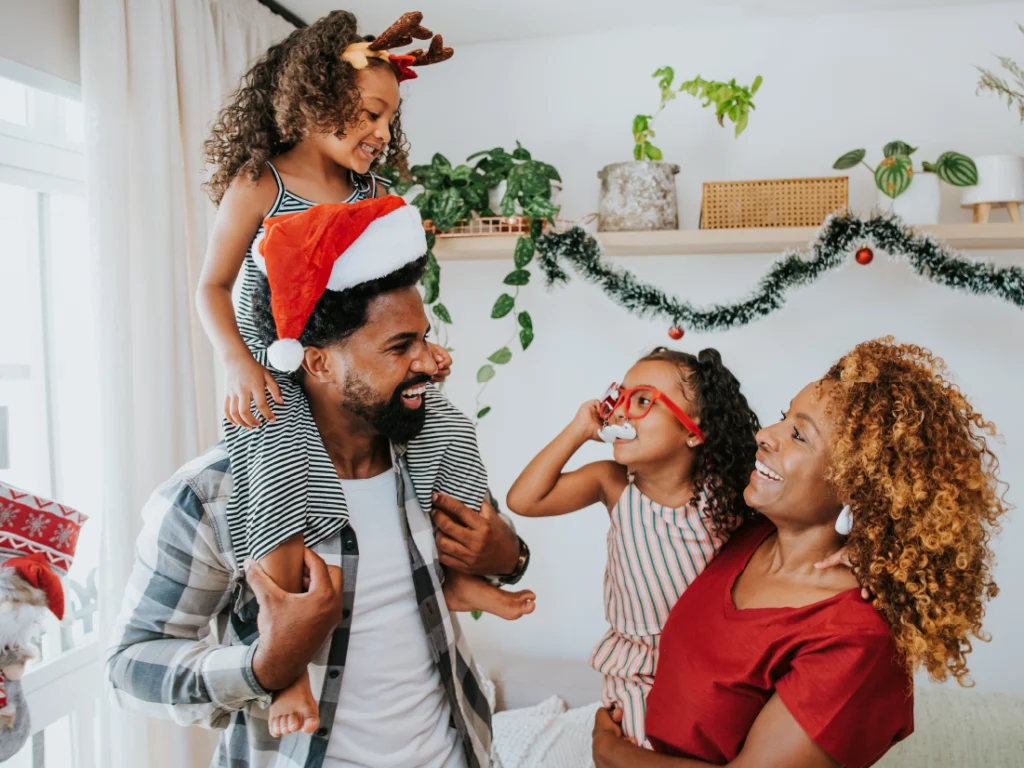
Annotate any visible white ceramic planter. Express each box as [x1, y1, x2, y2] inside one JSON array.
[[488, 180, 561, 216], [877, 172, 940, 226], [961, 155, 1024, 206], [489, 180, 511, 214]]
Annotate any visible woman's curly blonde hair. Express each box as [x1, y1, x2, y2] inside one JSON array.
[[203, 10, 409, 205], [823, 337, 1008, 686]]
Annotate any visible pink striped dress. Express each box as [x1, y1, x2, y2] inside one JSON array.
[[588, 481, 728, 747]]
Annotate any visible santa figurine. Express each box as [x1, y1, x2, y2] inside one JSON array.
[[0, 481, 86, 760]]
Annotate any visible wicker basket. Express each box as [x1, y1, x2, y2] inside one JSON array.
[[422, 216, 542, 238], [701, 176, 848, 229]]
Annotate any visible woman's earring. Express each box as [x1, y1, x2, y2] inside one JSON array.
[[835, 505, 853, 536]]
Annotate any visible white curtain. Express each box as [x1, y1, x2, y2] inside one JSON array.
[[78, 1, 294, 765]]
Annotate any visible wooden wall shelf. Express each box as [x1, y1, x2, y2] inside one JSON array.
[[431, 223, 1024, 261]]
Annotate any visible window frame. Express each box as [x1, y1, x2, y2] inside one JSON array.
[[0, 57, 99, 768]]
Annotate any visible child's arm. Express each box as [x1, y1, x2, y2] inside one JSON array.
[[196, 172, 283, 429], [507, 401, 627, 518]]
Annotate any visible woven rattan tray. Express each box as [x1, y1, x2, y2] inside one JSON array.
[[701, 176, 848, 229]]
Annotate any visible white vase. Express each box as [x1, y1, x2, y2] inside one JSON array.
[[488, 180, 513, 215], [960, 154, 1024, 206], [876, 172, 940, 226], [487, 180, 561, 217]]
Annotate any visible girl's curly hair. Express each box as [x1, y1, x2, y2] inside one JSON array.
[[203, 10, 410, 205], [822, 337, 1009, 686], [641, 347, 760, 534]]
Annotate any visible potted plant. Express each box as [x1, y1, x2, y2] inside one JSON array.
[[599, 67, 762, 232], [379, 153, 491, 231], [468, 142, 561, 221], [968, 25, 1024, 222], [833, 142, 978, 225]]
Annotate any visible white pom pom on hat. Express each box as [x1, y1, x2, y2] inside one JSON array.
[[254, 196, 427, 373], [267, 338, 305, 373]]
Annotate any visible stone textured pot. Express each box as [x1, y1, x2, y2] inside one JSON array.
[[876, 172, 940, 226], [598, 161, 680, 232]]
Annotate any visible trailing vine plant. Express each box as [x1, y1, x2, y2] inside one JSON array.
[[381, 143, 561, 419]]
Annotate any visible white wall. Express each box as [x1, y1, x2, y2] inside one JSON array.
[[399, 3, 1024, 693], [0, 0, 80, 84]]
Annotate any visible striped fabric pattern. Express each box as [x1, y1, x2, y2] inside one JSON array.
[[225, 163, 489, 563], [106, 442, 498, 768], [589, 482, 728, 746]]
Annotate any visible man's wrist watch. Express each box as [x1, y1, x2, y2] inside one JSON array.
[[498, 536, 530, 586]]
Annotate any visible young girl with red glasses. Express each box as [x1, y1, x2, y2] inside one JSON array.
[[507, 347, 760, 747]]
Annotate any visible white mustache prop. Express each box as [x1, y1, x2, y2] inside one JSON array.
[[598, 423, 637, 443]]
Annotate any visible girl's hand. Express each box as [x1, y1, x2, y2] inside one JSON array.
[[225, 352, 283, 429], [571, 400, 604, 443], [428, 342, 452, 382], [814, 546, 871, 600]]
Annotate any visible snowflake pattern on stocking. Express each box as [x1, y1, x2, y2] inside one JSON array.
[[20, 514, 48, 539], [49, 524, 75, 549], [0, 504, 17, 528]]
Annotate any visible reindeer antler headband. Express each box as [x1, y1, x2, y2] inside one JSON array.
[[342, 11, 454, 83]]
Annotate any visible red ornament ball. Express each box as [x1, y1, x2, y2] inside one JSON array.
[[855, 247, 874, 265], [668, 326, 685, 340]]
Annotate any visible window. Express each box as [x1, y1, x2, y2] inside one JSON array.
[[0, 59, 99, 767]]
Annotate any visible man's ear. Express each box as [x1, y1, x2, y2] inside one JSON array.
[[303, 346, 343, 383]]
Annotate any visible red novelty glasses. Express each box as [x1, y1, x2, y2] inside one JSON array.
[[598, 383, 705, 442]]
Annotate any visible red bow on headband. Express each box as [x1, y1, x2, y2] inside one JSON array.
[[389, 54, 418, 83]]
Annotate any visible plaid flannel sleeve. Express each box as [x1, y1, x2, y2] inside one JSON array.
[[105, 472, 272, 729]]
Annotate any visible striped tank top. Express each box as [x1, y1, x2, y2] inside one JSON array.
[[603, 482, 727, 638], [223, 163, 490, 563], [235, 164, 380, 355]]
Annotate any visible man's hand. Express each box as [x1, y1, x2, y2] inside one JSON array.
[[245, 548, 345, 692], [432, 492, 520, 576]]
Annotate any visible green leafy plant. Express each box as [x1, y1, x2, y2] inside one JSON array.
[[468, 142, 561, 220], [382, 143, 561, 421], [976, 22, 1024, 123], [633, 67, 762, 160], [833, 142, 978, 199], [382, 153, 491, 231], [475, 216, 544, 419]]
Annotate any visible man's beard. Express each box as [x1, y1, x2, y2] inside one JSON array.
[[341, 370, 429, 444]]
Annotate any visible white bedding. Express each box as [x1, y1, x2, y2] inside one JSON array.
[[491, 697, 599, 768]]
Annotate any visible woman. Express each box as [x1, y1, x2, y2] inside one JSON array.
[[592, 338, 1007, 768]]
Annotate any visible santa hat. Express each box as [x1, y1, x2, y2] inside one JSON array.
[[253, 196, 427, 372], [0, 482, 87, 619]]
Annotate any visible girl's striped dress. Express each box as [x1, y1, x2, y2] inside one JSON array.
[[589, 482, 728, 748], [224, 162, 489, 563]]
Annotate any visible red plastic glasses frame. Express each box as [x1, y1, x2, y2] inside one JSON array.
[[598, 382, 705, 442]]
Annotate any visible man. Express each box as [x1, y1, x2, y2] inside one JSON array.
[[107, 199, 530, 768]]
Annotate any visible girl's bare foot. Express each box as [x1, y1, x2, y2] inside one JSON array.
[[268, 673, 319, 738], [443, 570, 536, 620]]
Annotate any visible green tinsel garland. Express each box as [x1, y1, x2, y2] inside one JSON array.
[[535, 212, 1024, 332]]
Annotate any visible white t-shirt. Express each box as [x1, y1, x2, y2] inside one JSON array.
[[323, 469, 466, 768]]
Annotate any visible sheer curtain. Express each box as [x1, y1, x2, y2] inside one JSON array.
[[78, 1, 293, 765]]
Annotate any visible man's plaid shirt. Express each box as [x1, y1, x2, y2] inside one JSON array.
[[106, 442, 509, 767]]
